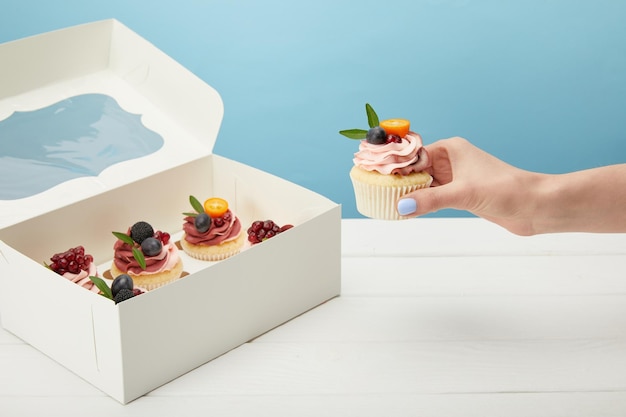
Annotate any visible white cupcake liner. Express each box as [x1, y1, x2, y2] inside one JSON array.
[[179, 235, 244, 261], [110, 260, 184, 292], [182, 247, 242, 261], [351, 177, 432, 220], [137, 279, 178, 291]]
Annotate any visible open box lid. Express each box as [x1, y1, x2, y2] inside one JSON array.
[[0, 19, 223, 228]]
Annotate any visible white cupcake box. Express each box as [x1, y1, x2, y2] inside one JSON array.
[[0, 20, 341, 404]]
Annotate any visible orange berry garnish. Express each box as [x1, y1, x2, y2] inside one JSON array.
[[203, 197, 229, 218], [380, 119, 410, 138]]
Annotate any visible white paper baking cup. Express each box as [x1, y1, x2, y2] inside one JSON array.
[[350, 176, 433, 220]]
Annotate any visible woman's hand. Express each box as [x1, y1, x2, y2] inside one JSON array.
[[396, 137, 626, 235]]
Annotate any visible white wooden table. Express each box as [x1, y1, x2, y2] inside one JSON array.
[[2, 218, 626, 417]]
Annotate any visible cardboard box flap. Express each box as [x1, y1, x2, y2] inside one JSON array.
[[0, 19, 223, 228]]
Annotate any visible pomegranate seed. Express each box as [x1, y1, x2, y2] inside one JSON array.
[[68, 261, 79, 274], [250, 221, 263, 232], [386, 134, 402, 143], [49, 246, 96, 274], [247, 220, 295, 244]]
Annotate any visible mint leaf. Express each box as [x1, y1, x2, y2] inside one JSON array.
[[339, 129, 368, 139], [132, 247, 146, 270], [182, 212, 198, 217], [112, 231, 134, 245], [89, 276, 113, 300], [112, 230, 146, 269], [189, 195, 204, 214], [365, 103, 379, 128]]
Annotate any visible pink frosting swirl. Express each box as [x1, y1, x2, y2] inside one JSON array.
[[113, 234, 180, 276], [353, 132, 430, 175], [183, 209, 242, 245], [62, 262, 99, 293]]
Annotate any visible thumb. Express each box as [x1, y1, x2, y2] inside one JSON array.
[[396, 184, 461, 217]]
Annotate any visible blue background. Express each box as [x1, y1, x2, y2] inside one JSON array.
[[1, 0, 625, 218]]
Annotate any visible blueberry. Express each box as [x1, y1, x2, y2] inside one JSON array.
[[194, 213, 211, 233], [366, 126, 387, 144], [141, 237, 163, 257], [111, 274, 134, 298]]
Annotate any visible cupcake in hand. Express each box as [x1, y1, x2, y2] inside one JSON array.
[[340, 103, 432, 220]]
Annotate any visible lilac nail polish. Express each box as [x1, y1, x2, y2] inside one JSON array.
[[397, 198, 417, 215]]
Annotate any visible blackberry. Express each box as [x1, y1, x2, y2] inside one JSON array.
[[114, 288, 135, 304], [130, 221, 154, 244]]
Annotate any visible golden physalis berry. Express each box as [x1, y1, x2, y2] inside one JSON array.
[[203, 197, 229, 218], [380, 119, 410, 138]]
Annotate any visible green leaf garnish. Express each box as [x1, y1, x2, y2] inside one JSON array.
[[182, 212, 198, 217], [89, 276, 113, 300], [112, 231, 147, 270], [112, 231, 134, 245], [366, 103, 379, 128], [189, 195, 205, 214], [339, 103, 380, 139], [132, 247, 146, 270], [339, 129, 368, 139]]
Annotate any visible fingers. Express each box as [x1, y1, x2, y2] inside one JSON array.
[[423, 136, 469, 157], [395, 137, 476, 217], [396, 184, 460, 217]]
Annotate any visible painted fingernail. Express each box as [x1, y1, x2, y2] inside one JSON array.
[[397, 198, 417, 215]]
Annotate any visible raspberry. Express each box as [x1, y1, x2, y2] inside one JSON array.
[[130, 221, 154, 244], [113, 288, 135, 304]]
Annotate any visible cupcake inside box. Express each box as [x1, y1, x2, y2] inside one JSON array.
[[0, 153, 337, 283], [0, 155, 341, 403], [0, 19, 341, 404]]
